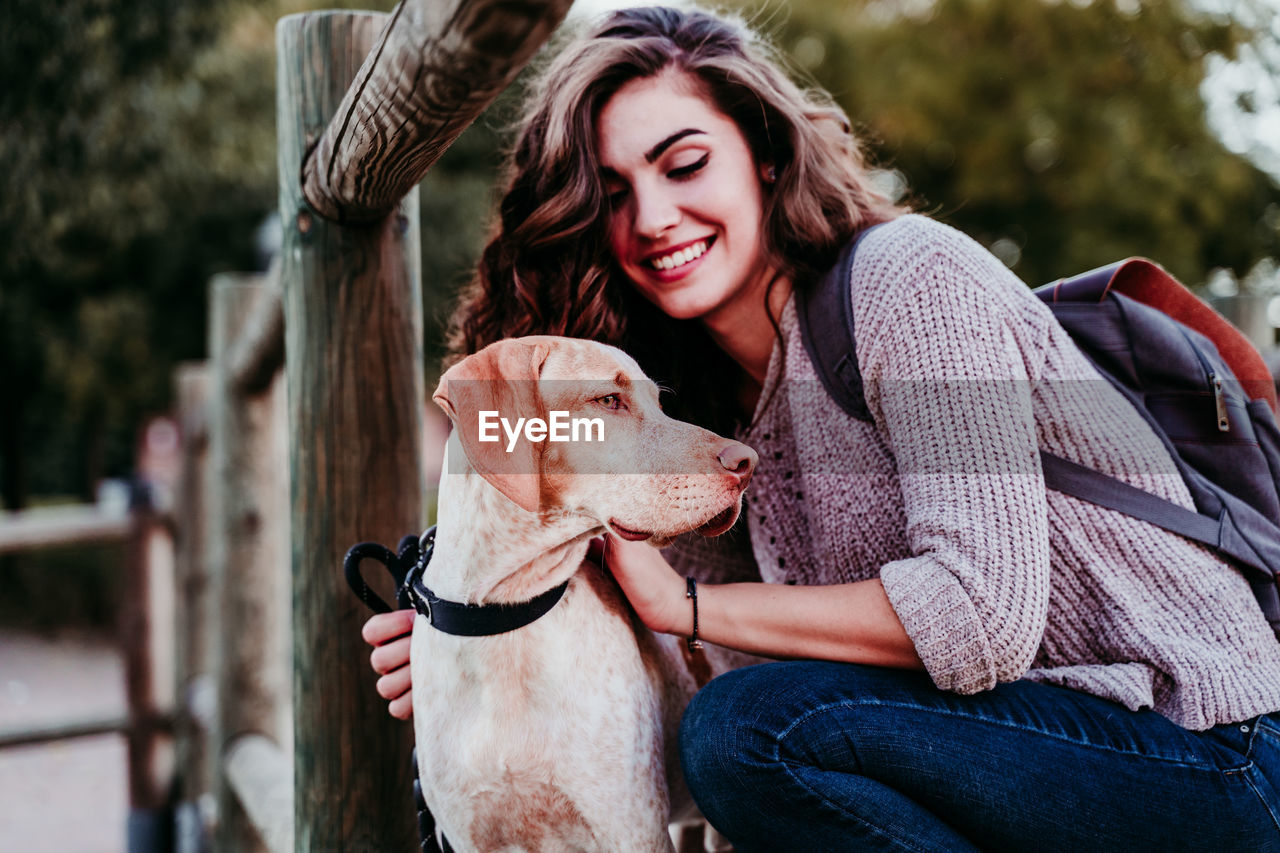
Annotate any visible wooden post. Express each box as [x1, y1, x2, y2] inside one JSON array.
[[277, 13, 424, 852], [122, 471, 177, 852], [209, 276, 293, 853], [227, 269, 285, 397], [300, 0, 572, 224], [172, 362, 214, 853]]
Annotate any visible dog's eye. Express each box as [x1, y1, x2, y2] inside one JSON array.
[[595, 394, 625, 411]]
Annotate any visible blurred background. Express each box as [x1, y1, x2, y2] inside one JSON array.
[[2, 0, 1278, 849]]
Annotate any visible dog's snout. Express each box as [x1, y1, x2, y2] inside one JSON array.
[[718, 443, 757, 480]]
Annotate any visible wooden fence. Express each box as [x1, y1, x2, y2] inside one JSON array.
[[0, 491, 176, 852], [164, 3, 574, 850], [0, 2, 579, 850], [270, 3, 569, 845], [190, 2, 571, 851]]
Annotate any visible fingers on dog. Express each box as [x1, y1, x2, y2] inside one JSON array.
[[387, 692, 413, 721], [361, 609, 415, 646], [376, 665, 413, 701], [370, 635, 412, 675]]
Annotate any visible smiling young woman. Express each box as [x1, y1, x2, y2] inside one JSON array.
[[363, 6, 1280, 850], [446, 4, 901, 437]]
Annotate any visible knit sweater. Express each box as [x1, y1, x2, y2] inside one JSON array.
[[666, 214, 1280, 731]]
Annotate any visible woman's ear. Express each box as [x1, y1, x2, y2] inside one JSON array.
[[760, 162, 777, 184]]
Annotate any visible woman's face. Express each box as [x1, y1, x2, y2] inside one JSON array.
[[595, 70, 773, 325]]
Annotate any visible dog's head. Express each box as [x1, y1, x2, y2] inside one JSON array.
[[432, 336, 754, 544]]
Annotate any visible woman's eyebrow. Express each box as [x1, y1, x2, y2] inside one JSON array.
[[645, 128, 705, 163]]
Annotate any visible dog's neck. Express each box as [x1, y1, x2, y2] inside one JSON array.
[[429, 441, 601, 605]]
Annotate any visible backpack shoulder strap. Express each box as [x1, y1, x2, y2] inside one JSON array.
[[797, 225, 883, 423], [1041, 449, 1280, 633]]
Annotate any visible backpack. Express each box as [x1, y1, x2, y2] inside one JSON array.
[[796, 226, 1280, 640]]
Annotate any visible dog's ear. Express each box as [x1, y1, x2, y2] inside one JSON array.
[[432, 339, 551, 514]]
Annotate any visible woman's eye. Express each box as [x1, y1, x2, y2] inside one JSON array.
[[596, 394, 624, 411], [668, 153, 709, 180], [604, 185, 628, 205]]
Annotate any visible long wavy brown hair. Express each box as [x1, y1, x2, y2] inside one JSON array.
[[447, 5, 906, 433]]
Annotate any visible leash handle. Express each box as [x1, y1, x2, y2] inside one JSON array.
[[344, 535, 453, 853], [343, 534, 421, 614]]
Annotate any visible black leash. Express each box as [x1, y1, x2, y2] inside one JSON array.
[[343, 526, 573, 852], [343, 528, 450, 853]]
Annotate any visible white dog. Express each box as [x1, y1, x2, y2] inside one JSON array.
[[411, 335, 755, 852]]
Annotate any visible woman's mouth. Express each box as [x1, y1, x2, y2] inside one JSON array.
[[646, 236, 715, 272]]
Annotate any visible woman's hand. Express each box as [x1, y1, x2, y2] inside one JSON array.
[[600, 534, 690, 636], [361, 609, 416, 720]]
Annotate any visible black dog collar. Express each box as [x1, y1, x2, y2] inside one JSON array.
[[404, 527, 570, 637]]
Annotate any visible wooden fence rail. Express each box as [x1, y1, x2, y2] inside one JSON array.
[[225, 268, 285, 397], [224, 734, 293, 853], [0, 712, 136, 750], [0, 504, 132, 554], [300, 0, 573, 223], [0, 491, 176, 853]]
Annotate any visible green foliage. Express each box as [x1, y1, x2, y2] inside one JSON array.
[[1, 0, 276, 499], [746, 0, 1280, 285], [4, 0, 1279, 509], [0, 0, 411, 500]]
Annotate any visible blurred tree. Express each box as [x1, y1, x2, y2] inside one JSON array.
[[0, 0, 271, 503], [17, 0, 1273, 509], [0, 0, 507, 504], [750, 0, 1280, 286]]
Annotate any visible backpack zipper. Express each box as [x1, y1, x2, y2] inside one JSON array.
[[1211, 374, 1230, 432], [1179, 328, 1231, 432]]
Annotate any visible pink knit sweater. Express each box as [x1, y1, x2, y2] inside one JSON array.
[[668, 214, 1280, 731]]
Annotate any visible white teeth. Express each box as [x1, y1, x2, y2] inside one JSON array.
[[650, 241, 707, 271]]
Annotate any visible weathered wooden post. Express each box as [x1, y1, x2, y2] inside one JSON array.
[[277, 13, 424, 851], [276, 0, 571, 847], [172, 362, 214, 853], [209, 276, 293, 853], [123, 455, 177, 853]]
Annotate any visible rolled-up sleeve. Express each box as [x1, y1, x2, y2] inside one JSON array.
[[859, 235, 1051, 693]]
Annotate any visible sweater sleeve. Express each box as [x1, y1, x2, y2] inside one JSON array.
[[856, 219, 1052, 694]]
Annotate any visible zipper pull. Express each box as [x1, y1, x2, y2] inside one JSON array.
[[1212, 373, 1230, 432]]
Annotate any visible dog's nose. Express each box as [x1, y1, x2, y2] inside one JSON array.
[[718, 443, 757, 481]]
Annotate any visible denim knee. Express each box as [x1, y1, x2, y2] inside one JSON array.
[[678, 665, 780, 817]]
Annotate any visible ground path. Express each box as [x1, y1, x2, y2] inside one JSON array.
[[1, 628, 128, 852]]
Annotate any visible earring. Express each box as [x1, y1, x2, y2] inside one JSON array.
[[765, 165, 777, 183]]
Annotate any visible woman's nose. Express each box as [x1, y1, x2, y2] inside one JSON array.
[[633, 185, 680, 239]]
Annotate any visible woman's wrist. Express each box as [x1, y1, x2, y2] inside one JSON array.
[[651, 568, 694, 636]]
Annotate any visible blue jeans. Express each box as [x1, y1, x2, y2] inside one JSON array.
[[679, 662, 1280, 852]]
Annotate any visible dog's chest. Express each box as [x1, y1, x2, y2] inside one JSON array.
[[410, 584, 671, 848]]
